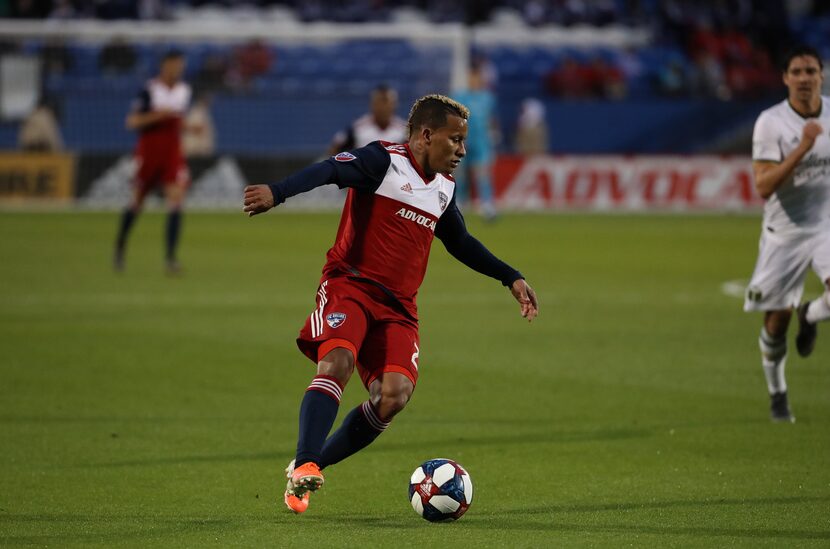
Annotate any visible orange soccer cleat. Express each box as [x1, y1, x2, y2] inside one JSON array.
[[284, 487, 310, 514], [291, 461, 325, 492], [283, 459, 324, 514]]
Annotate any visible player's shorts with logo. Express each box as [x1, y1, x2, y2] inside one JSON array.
[[296, 276, 420, 388], [134, 149, 189, 198], [744, 229, 830, 311]]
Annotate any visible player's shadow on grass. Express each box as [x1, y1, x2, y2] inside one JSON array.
[[376, 426, 652, 452], [80, 450, 288, 468], [76, 427, 648, 468], [466, 495, 830, 540], [303, 514, 422, 530], [499, 494, 830, 515]]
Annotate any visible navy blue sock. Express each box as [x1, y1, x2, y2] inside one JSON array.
[[295, 375, 343, 467], [165, 209, 182, 261], [320, 401, 389, 469], [115, 207, 137, 253]]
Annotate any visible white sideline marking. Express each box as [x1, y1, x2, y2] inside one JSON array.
[[721, 279, 748, 299]]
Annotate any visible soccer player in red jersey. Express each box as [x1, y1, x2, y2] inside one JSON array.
[[114, 49, 192, 274], [243, 94, 539, 514]]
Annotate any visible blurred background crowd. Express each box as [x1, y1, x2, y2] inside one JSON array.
[[1, 0, 829, 157]]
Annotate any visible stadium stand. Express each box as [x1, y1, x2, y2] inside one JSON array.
[[0, 0, 828, 154]]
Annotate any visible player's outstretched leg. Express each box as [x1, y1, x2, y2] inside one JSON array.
[[284, 348, 353, 513], [318, 401, 390, 469], [759, 314, 794, 423], [114, 206, 139, 272], [797, 291, 829, 357], [163, 183, 186, 275], [474, 162, 497, 222], [319, 372, 414, 469], [165, 208, 182, 274]]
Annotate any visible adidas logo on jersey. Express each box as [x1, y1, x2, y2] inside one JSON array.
[[396, 207, 436, 231], [400, 182, 413, 194]]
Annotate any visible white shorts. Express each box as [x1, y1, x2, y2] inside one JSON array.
[[744, 229, 830, 312]]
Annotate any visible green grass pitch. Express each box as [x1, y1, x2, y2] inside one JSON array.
[[1, 211, 828, 548]]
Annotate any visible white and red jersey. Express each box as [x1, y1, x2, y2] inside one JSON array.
[[269, 141, 522, 319], [132, 78, 192, 158], [332, 114, 408, 150]]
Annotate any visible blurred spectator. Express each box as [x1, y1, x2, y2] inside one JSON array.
[[98, 37, 137, 75], [138, 0, 167, 20], [545, 55, 625, 100], [194, 52, 230, 94], [522, 0, 547, 26], [296, 0, 325, 22], [514, 98, 548, 156], [617, 46, 645, 82], [18, 97, 63, 152], [10, 0, 51, 18], [655, 59, 688, 97], [47, 0, 76, 19], [688, 52, 730, 100], [226, 39, 274, 91], [40, 38, 73, 76], [183, 93, 216, 157], [472, 51, 499, 90], [725, 49, 780, 99], [545, 56, 595, 98], [423, 0, 465, 23], [589, 56, 626, 99], [94, 0, 138, 19]]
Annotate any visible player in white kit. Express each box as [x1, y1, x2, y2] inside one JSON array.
[[328, 84, 408, 154], [745, 45, 830, 422]]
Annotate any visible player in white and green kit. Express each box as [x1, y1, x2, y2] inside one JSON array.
[[745, 45, 830, 422]]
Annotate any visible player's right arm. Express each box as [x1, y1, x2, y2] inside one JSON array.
[[752, 116, 823, 200], [243, 142, 390, 216], [125, 89, 177, 130]]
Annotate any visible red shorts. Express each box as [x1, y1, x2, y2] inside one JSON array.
[[134, 152, 189, 199], [297, 277, 420, 389]]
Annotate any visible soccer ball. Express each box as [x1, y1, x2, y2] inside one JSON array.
[[408, 458, 473, 522]]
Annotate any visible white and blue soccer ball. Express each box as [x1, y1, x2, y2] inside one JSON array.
[[408, 458, 473, 522]]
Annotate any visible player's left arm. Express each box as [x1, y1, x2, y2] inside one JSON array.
[[435, 199, 539, 322]]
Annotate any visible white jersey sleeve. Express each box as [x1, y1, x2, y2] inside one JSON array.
[[752, 111, 782, 163]]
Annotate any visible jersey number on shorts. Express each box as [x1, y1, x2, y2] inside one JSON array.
[[411, 342, 419, 371]]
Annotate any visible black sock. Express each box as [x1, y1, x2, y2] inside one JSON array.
[[165, 209, 181, 262], [115, 207, 138, 254], [319, 401, 389, 469], [295, 375, 343, 467]]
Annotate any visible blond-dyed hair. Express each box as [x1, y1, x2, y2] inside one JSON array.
[[407, 94, 470, 135]]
